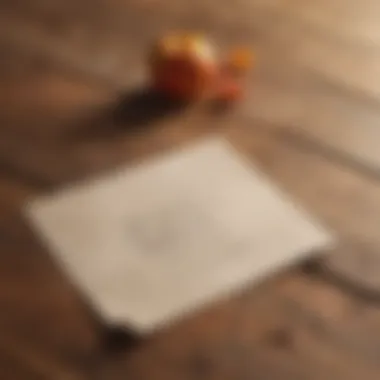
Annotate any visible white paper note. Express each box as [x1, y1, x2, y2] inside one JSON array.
[[24, 138, 334, 333]]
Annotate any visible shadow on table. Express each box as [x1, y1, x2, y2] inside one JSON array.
[[97, 317, 143, 354], [111, 88, 189, 130], [69, 87, 190, 142], [68, 86, 234, 144]]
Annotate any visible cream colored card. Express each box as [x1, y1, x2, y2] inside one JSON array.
[[24, 138, 334, 333]]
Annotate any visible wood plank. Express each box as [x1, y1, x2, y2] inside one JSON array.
[[2, 0, 380, 98], [242, 67, 380, 175], [1, 43, 380, 314], [2, 0, 380, 378], [101, 272, 380, 380], [4, 0, 380, 176], [0, 72, 379, 377]]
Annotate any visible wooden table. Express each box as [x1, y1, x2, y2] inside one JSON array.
[[2, 0, 380, 379]]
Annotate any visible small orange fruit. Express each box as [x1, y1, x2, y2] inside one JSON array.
[[149, 33, 219, 100]]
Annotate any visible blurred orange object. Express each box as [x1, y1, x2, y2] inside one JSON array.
[[150, 33, 219, 101], [225, 47, 253, 74], [149, 33, 252, 103], [215, 76, 244, 102]]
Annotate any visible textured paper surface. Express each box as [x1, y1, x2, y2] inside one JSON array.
[[24, 138, 334, 333]]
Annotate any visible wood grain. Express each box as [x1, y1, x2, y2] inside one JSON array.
[[1, 0, 380, 379]]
